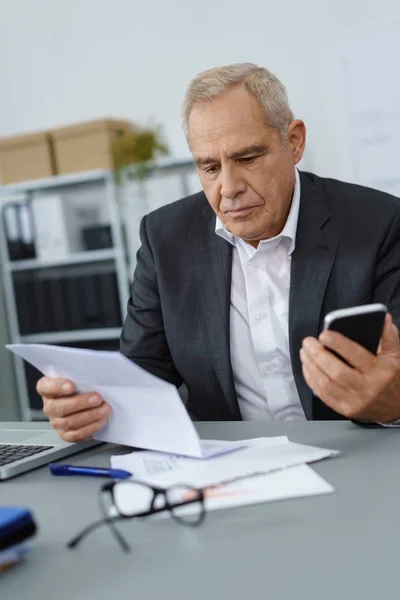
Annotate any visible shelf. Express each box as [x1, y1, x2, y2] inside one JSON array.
[[20, 327, 122, 344], [8, 248, 118, 271], [0, 169, 109, 195], [0, 163, 194, 197]]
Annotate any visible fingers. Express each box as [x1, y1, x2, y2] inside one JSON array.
[[42, 392, 103, 419], [301, 338, 357, 389], [50, 402, 111, 432], [300, 337, 367, 418], [36, 377, 75, 399], [301, 356, 354, 417], [57, 418, 109, 444], [378, 313, 400, 354], [301, 318, 400, 422], [317, 330, 375, 371], [40, 385, 112, 443]]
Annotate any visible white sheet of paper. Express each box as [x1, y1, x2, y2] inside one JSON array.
[[198, 464, 334, 514], [111, 436, 290, 478], [130, 440, 339, 489], [113, 464, 334, 518], [6, 343, 242, 458]]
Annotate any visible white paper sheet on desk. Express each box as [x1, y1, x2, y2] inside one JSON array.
[[114, 464, 334, 518], [6, 343, 243, 458], [122, 439, 339, 489], [111, 436, 290, 477]]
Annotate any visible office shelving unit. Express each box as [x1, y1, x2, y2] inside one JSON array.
[[0, 160, 197, 421], [0, 169, 131, 421]]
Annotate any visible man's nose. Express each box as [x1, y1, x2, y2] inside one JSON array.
[[219, 165, 246, 200]]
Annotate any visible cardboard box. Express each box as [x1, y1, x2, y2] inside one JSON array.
[[51, 118, 133, 175], [0, 131, 55, 185]]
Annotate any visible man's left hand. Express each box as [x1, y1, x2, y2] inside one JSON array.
[[300, 313, 400, 423]]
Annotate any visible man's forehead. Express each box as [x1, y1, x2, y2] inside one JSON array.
[[189, 105, 266, 138], [189, 118, 274, 163], [189, 114, 271, 157]]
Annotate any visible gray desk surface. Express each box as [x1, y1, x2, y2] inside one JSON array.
[[1, 421, 399, 600]]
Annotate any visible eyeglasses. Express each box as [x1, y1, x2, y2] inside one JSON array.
[[67, 479, 206, 552]]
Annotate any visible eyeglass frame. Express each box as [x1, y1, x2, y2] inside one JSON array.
[[67, 479, 206, 552]]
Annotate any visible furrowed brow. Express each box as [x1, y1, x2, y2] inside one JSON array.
[[227, 144, 269, 160]]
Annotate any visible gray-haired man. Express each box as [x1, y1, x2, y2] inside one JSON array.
[[37, 63, 400, 441]]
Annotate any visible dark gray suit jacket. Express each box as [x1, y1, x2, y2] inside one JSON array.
[[120, 171, 400, 421]]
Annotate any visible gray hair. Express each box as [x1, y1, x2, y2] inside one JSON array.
[[181, 62, 294, 144]]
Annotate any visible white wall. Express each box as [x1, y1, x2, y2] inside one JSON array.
[[0, 0, 400, 181]]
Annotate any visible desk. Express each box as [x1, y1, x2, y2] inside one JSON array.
[[1, 421, 399, 600]]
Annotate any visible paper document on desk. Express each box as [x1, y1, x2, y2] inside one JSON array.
[[114, 463, 334, 518], [116, 438, 339, 487], [193, 464, 334, 514], [111, 436, 290, 477], [6, 343, 243, 458]]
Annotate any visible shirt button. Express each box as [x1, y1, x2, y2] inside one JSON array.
[[255, 313, 264, 320], [264, 364, 274, 372], [278, 414, 287, 421]]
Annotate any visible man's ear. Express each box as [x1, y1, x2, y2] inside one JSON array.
[[288, 120, 306, 164]]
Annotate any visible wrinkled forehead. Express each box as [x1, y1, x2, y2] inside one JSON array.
[[188, 92, 275, 161]]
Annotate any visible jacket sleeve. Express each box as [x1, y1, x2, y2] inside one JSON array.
[[355, 203, 400, 428], [119, 215, 183, 388], [372, 203, 400, 328]]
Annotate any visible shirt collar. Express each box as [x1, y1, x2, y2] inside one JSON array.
[[215, 167, 301, 256]]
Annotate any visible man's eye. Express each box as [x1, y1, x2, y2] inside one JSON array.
[[240, 156, 256, 164], [205, 166, 218, 174]]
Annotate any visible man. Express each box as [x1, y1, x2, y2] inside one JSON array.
[[37, 63, 400, 442]]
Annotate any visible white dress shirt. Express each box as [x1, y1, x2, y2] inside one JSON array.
[[216, 169, 306, 422]]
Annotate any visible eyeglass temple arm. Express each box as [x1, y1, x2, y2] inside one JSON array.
[[66, 516, 130, 553]]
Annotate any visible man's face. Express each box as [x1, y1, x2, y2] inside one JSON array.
[[188, 85, 306, 246]]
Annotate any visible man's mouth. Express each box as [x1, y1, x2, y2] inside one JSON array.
[[225, 206, 258, 218]]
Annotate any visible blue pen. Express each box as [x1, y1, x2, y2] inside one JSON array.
[[49, 463, 132, 480]]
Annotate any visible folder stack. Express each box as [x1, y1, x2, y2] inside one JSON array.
[[0, 506, 37, 573], [14, 270, 122, 335], [2, 200, 36, 261]]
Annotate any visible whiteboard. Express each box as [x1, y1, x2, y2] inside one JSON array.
[[339, 26, 400, 197]]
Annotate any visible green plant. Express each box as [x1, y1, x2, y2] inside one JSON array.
[[111, 124, 170, 183]]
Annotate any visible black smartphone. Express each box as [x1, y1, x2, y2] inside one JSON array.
[[323, 303, 387, 356]]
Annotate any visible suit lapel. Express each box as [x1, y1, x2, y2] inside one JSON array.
[[192, 203, 241, 419], [289, 173, 342, 418]]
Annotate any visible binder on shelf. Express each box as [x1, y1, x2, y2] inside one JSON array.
[[31, 194, 77, 261], [2, 201, 37, 261], [97, 272, 122, 327], [48, 277, 69, 332], [14, 278, 34, 335], [64, 276, 83, 331], [80, 274, 102, 329], [3, 204, 22, 261], [43, 278, 56, 332], [31, 277, 52, 334], [18, 203, 36, 260]]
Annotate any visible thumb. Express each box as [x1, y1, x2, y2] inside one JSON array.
[[378, 313, 399, 354]]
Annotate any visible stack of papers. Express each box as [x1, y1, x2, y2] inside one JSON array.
[[111, 436, 291, 477], [111, 437, 340, 516]]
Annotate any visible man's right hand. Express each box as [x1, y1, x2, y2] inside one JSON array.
[[37, 377, 112, 443]]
